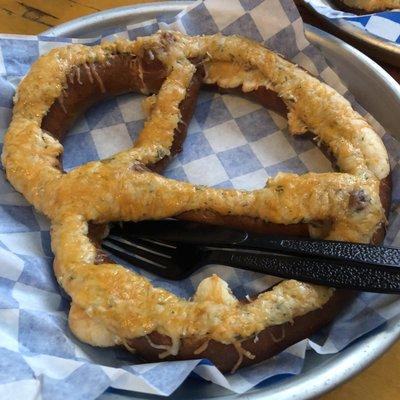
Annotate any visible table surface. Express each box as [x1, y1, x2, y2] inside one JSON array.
[[1, 1, 399, 399]]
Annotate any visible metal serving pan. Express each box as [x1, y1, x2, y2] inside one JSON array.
[[301, 0, 400, 67], [43, 2, 400, 399]]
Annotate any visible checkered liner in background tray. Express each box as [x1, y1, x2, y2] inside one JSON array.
[[0, 0, 399, 398], [304, 0, 400, 43]]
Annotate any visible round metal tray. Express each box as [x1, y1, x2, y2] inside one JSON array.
[[43, 2, 400, 399], [301, 0, 400, 67]]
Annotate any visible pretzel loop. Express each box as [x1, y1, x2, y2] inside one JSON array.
[[2, 31, 390, 368]]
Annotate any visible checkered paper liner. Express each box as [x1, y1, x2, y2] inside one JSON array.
[[0, 0, 400, 398], [304, 0, 400, 44]]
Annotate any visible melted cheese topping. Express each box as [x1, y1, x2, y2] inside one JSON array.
[[2, 31, 389, 354], [340, 0, 399, 11], [204, 61, 271, 92]]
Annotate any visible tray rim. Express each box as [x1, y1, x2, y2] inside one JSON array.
[[42, 2, 400, 399]]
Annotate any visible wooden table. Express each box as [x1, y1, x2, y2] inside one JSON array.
[[1, 1, 399, 399]]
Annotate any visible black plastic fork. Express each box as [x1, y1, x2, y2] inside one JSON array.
[[102, 230, 400, 293]]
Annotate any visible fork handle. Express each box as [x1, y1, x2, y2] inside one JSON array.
[[205, 248, 400, 293]]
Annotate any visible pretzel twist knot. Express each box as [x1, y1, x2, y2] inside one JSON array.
[[2, 31, 390, 371]]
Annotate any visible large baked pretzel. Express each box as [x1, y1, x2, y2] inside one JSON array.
[[2, 31, 391, 372], [333, 0, 399, 13]]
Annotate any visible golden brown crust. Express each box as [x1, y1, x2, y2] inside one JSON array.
[[178, 210, 310, 236], [2, 31, 391, 372], [333, 0, 399, 12], [41, 53, 167, 143], [149, 62, 204, 173], [331, 0, 374, 13]]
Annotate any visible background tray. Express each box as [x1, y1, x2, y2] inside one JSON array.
[[300, 0, 400, 67]]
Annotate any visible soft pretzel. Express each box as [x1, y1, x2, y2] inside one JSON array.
[[334, 0, 399, 12], [2, 31, 390, 372]]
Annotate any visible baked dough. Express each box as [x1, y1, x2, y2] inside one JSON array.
[[2, 31, 390, 369], [338, 0, 399, 11]]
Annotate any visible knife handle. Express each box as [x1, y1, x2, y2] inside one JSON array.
[[206, 248, 400, 293], [236, 234, 400, 267]]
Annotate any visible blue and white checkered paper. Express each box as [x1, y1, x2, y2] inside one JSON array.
[[0, 0, 400, 398], [304, 0, 400, 43]]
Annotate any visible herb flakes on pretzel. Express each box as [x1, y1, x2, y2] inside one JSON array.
[[2, 31, 391, 373]]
